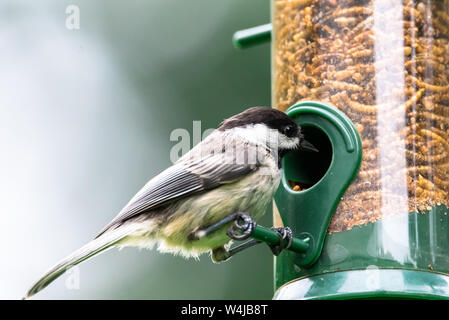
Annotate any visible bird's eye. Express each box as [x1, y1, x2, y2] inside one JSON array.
[[283, 125, 295, 137]]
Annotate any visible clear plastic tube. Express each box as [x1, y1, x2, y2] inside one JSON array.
[[273, 0, 449, 234]]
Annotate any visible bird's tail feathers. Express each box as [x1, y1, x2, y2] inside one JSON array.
[[24, 223, 138, 299]]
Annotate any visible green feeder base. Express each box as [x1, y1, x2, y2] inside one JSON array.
[[273, 269, 449, 300]]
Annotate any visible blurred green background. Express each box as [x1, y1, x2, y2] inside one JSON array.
[[1, 0, 273, 299]]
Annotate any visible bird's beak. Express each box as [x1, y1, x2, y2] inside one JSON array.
[[300, 139, 319, 152]]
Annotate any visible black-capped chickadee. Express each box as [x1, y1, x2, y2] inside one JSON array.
[[25, 107, 316, 298]]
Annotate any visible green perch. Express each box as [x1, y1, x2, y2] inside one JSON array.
[[232, 24, 272, 49], [195, 211, 309, 259], [251, 224, 309, 254]]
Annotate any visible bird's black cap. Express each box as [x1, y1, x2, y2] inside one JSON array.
[[219, 107, 299, 133]]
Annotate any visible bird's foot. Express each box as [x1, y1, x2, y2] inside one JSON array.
[[211, 246, 231, 263], [195, 212, 263, 263], [211, 238, 262, 263]]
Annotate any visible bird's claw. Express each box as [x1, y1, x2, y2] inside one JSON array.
[[226, 212, 255, 241], [269, 227, 293, 256], [211, 247, 231, 263]]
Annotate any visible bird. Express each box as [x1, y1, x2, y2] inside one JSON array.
[[24, 106, 316, 299]]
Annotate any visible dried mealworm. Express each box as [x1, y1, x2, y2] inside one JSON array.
[[405, 88, 425, 111], [352, 49, 373, 59], [274, 0, 313, 9], [339, 92, 378, 114], [323, 80, 363, 92]]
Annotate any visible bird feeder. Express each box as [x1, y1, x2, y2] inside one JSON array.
[[234, 0, 449, 299]]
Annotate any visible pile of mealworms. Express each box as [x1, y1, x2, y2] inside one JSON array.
[[273, 0, 449, 233]]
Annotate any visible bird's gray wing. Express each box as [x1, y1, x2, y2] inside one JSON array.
[[95, 152, 260, 237]]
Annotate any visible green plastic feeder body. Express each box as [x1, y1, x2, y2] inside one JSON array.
[[233, 0, 449, 300], [273, 103, 449, 300], [269, 0, 449, 300]]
